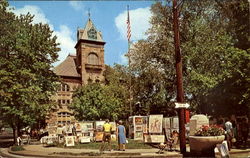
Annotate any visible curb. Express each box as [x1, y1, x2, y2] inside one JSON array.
[[7, 147, 183, 158], [229, 149, 250, 154]]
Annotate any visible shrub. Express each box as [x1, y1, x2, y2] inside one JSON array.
[[195, 125, 225, 136], [11, 146, 25, 151]]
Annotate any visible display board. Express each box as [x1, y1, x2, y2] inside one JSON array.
[[95, 121, 105, 132], [134, 131, 143, 140], [144, 135, 165, 143], [65, 136, 75, 146], [149, 115, 163, 133], [110, 122, 116, 132], [95, 132, 104, 142]]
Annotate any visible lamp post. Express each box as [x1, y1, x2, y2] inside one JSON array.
[[173, 0, 186, 154]]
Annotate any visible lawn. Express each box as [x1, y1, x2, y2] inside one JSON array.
[[56, 139, 153, 149]]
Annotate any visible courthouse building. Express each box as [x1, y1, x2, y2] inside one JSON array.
[[47, 17, 106, 125]]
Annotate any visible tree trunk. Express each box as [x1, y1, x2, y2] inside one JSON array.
[[12, 125, 16, 145]]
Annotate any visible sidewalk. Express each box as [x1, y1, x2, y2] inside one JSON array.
[[1, 144, 250, 158], [1, 144, 183, 158]]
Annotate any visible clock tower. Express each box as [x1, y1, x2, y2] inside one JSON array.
[[75, 18, 105, 85]]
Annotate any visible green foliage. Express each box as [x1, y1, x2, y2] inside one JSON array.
[[70, 83, 123, 121], [0, 0, 59, 132], [11, 145, 25, 151], [130, 1, 249, 116], [56, 139, 152, 149], [104, 65, 131, 118]]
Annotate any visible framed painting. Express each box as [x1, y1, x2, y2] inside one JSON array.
[[75, 123, 82, 132], [172, 117, 179, 129], [95, 132, 104, 142], [135, 125, 143, 132], [149, 115, 163, 133], [162, 117, 171, 129], [109, 122, 116, 131], [95, 121, 105, 132], [134, 131, 143, 140], [135, 116, 143, 125], [150, 135, 165, 143], [79, 137, 91, 143], [111, 134, 116, 141], [65, 136, 75, 146]]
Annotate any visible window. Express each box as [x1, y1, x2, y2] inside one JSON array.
[[60, 83, 70, 92], [88, 53, 99, 65], [58, 112, 71, 118], [87, 26, 97, 40]]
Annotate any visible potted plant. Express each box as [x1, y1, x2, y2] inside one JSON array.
[[189, 125, 225, 156]]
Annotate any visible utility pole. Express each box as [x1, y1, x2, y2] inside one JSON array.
[[173, 0, 186, 154]]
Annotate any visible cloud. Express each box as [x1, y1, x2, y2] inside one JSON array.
[[12, 5, 54, 29], [115, 7, 152, 41], [69, 1, 84, 11], [11, 5, 75, 66], [53, 25, 75, 66]]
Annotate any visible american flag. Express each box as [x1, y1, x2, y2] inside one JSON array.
[[127, 5, 131, 42]]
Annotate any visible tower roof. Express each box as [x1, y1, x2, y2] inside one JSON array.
[[77, 18, 104, 42]]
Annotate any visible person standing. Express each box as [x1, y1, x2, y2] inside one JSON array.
[[116, 120, 126, 151], [100, 119, 112, 152], [225, 118, 234, 150], [241, 118, 249, 147]]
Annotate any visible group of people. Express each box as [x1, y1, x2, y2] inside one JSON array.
[[210, 115, 249, 150], [100, 119, 126, 152]]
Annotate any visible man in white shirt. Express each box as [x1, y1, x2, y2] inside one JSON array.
[[225, 118, 233, 150]]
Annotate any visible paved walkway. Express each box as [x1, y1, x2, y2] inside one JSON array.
[[1, 144, 183, 158], [1, 144, 250, 158]]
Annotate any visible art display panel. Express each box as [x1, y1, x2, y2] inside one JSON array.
[[109, 122, 116, 131], [75, 123, 82, 132], [144, 135, 164, 143], [172, 117, 179, 129], [95, 132, 104, 142], [134, 131, 143, 140], [162, 117, 171, 129], [135, 125, 143, 132], [65, 136, 75, 146], [95, 121, 105, 132], [149, 115, 163, 133], [135, 116, 143, 125]]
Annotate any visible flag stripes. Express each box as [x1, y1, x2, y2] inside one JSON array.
[[127, 5, 131, 41]]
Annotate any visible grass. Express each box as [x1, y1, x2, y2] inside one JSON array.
[[56, 139, 153, 149], [11, 145, 25, 151]]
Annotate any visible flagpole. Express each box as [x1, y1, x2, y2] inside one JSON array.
[[127, 5, 132, 116]]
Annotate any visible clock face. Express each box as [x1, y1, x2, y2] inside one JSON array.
[[87, 26, 97, 40]]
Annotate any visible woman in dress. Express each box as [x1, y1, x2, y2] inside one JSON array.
[[116, 120, 126, 151]]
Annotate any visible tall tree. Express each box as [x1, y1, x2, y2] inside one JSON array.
[[70, 83, 123, 121], [215, 0, 249, 50], [130, 1, 249, 116], [0, 0, 60, 141]]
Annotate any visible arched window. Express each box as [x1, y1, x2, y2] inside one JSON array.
[[88, 53, 99, 65], [60, 83, 70, 92]]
